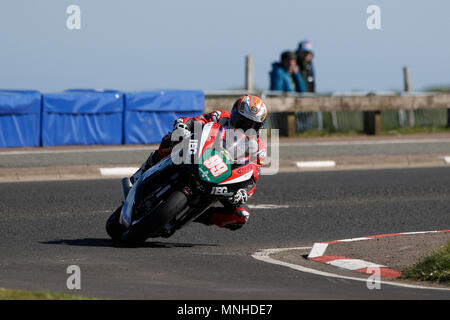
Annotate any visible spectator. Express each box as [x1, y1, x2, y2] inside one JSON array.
[[269, 51, 306, 135], [270, 51, 306, 92], [295, 40, 316, 131], [296, 40, 315, 92], [270, 51, 306, 134]]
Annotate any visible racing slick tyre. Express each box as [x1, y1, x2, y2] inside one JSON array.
[[106, 205, 125, 242], [120, 191, 188, 246]]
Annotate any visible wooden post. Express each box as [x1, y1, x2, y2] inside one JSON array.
[[363, 93, 380, 135], [403, 66, 411, 92], [447, 108, 450, 128], [363, 111, 381, 135], [287, 113, 296, 137], [375, 111, 382, 135], [403, 66, 415, 127], [245, 56, 253, 92], [364, 111, 375, 135]]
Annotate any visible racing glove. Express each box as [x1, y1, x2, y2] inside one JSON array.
[[171, 119, 191, 141], [230, 189, 248, 205]]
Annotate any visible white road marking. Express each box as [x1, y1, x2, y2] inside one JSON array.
[[307, 243, 328, 258], [338, 237, 371, 242], [327, 259, 385, 270], [252, 247, 450, 291], [248, 204, 290, 209], [296, 161, 336, 168], [99, 167, 139, 176], [401, 231, 438, 235]]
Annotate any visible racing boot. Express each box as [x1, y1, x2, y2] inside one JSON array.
[[130, 150, 160, 184], [194, 206, 249, 230]]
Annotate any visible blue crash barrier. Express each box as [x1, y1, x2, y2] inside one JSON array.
[[0, 90, 42, 148], [42, 91, 124, 146], [0, 89, 205, 148], [124, 90, 204, 144]]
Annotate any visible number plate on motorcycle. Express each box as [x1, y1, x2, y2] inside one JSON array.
[[199, 149, 232, 183]]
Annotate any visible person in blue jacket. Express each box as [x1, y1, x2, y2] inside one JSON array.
[[269, 51, 306, 133], [270, 51, 306, 93]]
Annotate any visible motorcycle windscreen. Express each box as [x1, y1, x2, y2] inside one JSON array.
[[222, 128, 257, 165]]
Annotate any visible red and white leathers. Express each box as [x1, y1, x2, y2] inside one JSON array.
[[132, 110, 267, 230]]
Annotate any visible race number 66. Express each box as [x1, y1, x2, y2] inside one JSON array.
[[203, 154, 228, 177]]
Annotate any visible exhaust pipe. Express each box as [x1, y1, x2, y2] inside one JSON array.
[[121, 177, 132, 200]]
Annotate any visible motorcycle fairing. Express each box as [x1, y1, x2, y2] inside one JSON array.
[[120, 156, 174, 227]]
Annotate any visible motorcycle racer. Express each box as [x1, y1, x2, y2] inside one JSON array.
[[130, 94, 268, 231]]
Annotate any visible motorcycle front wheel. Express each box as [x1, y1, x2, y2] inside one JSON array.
[[120, 190, 188, 246], [106, 204, 125, 241]]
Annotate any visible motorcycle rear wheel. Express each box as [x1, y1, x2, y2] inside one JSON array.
[[121, 190, 188, 246]]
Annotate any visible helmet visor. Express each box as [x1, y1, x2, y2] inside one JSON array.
[[234, 115, 263, 132]]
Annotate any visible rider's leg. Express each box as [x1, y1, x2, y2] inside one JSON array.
[[194, 203, 250, 230], [130, 133, 173, 184]]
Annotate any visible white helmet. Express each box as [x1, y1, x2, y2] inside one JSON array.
[[230, 95, 268, 131]]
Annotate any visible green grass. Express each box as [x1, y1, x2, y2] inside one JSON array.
[[293, 126, 450, 138], [294, 129, 364, 138], [399, 242, 450, 284], [381, 126, 450, 135], [0, 287, 99, 300]]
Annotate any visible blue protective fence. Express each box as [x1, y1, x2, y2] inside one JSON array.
[[0, 90, 42, 148], [0, 89, 205, 147], [42, 90, 124, 146], [124, 90, 204, 144]]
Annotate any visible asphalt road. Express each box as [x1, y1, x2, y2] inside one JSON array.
[[1, 137, 450, 167], [0, 168, 449, 299]]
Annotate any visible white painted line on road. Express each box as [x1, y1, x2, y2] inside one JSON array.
[[252, 247, 450, 291], [99, 167, 139, 176], [338, 237, 372, 242], [327, 259, 385, 270], [401, 231, 438, 235], [296, 161, 336, 168], [307, 243, 328, 259], [248, 204, 290, 209], [444, 156, 450, 164]]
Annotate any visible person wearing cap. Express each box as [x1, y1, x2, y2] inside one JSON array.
[[296, 40, 315, 92], [294, 40, 316, 131], [269, 51, 306, 93]]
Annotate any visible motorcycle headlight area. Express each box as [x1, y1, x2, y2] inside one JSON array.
[[221, 129, 258, 164]]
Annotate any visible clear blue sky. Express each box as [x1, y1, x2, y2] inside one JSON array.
[[0, 0, 449, 93]]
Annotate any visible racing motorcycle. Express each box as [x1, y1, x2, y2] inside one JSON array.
[[106, 122, 261, 245]]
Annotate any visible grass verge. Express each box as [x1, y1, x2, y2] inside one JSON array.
[[400, 242, 450, 284], [293, 126, 450, 138], [382, 126, 450, 135], [0, 287, 98, 300]]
